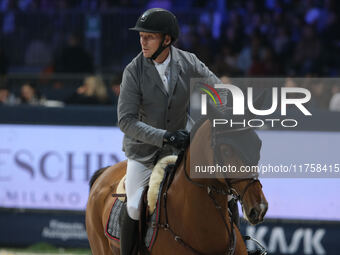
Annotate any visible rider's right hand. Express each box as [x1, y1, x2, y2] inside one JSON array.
[[163, 130, 190, 149]]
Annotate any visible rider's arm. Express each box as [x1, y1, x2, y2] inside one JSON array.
[[118, 67, 166, 148], [189, 53, 228, 106]]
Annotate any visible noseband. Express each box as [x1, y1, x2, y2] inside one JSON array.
[[212, 126, 262, 203]]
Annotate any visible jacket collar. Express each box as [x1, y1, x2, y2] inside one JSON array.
[[142, 46, 181, 100]]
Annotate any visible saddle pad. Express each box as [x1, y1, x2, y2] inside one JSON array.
[[105, 190, 162, 247], [105, 163, 175, 249], [145, 164, 174, 250], [105, 197, 124, 241], [144, 193, 161, 250]]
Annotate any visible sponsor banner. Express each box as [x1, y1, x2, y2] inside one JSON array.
[[240, 219, 340, 255], [0, 124, 125, 210], [0, 124, 339, 221], [258, 130, 340, 221], [0, 209, 339, 254], [0, 209, 89, 248]]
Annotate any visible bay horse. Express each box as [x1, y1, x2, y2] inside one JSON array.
[[86, 115, 268, 254]]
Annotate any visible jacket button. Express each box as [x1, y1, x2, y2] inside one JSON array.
[[167, 120, 170, 123]]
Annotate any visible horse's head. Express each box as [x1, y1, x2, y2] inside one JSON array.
[[189, 100, 268, 225], [215, 125, 268, 225], [216, 135, 268, 225]]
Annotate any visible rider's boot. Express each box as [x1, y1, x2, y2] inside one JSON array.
[[119, 204, 139, 255]]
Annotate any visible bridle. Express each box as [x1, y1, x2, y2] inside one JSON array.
[[212, 126, 262, 205], [212, 127, 262, 205], [155, 125, 262, 255]]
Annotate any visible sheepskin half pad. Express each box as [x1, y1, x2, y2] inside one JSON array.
[[115, 155, 178, 212]]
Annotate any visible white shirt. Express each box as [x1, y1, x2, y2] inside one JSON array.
[[153, 52, 171, 94]]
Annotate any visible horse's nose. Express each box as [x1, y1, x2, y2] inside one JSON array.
[[258, 202, 268, 222], [249, 202, 268, 224], [249, 208, 259, 223]]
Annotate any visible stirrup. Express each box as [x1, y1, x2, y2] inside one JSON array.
[[243, 235, 267, 255]]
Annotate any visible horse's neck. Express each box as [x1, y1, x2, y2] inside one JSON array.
[[161, 119, 232, 250], [164, 155, 231, 251], [174, 120, 229, 230]]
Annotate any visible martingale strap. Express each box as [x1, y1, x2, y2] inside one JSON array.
[[159, 158, 207, 255]]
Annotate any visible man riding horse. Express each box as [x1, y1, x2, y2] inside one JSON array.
[[118, 8, 230, 255]]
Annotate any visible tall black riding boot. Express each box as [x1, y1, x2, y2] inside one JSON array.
[[119, 204, 139, 255]]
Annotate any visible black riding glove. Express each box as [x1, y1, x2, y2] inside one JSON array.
[[163, 130, 190, 149]]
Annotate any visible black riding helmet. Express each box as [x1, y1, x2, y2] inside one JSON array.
[[130, 8, 180, 60]]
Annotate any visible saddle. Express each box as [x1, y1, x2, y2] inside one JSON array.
[[105, 155, 179, 252]]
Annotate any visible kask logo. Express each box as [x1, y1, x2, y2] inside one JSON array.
[[140, 13, 148, 22]]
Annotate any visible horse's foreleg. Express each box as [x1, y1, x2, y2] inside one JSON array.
[[86, 201, 114, 254]]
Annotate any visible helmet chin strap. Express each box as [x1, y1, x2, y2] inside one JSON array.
[[150, 35, 170, 60]]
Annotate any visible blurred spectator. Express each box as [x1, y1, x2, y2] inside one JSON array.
[[248, 46, 281, 76], [191, 23, 215, 67], [25, 39, 52, 66], [219, 75, 230, 84], [177, 25, 196, 51], [273, 26, 292, 58], [17, 82, 43, 105], [40, 0, 56, 10], [65, 75, 109, 105], [304, 2, 321, 25], [220, 25, 243, 54], [284, 77, 298, 88], [305, 79, 332, 109], [293, 25, 321, 75], [147, 0, 172, 10], [0, 86, 8, 104], [109, 74, 122, 106], [238, 33, 264, 75], [54, 33, 94, 74], [0, 85, 15, 105], [212, 44, 241, 76], [1, 1, 16, 33], [0, 1, 340, 110], [17, 0, 37, 11], [320, 9, 340, 74], [329, 86, 340, 111]]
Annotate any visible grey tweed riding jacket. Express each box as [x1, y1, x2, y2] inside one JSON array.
[[118, 46, 221, 167]]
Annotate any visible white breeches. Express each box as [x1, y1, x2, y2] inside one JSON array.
[[125, 159, 152, 220]]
